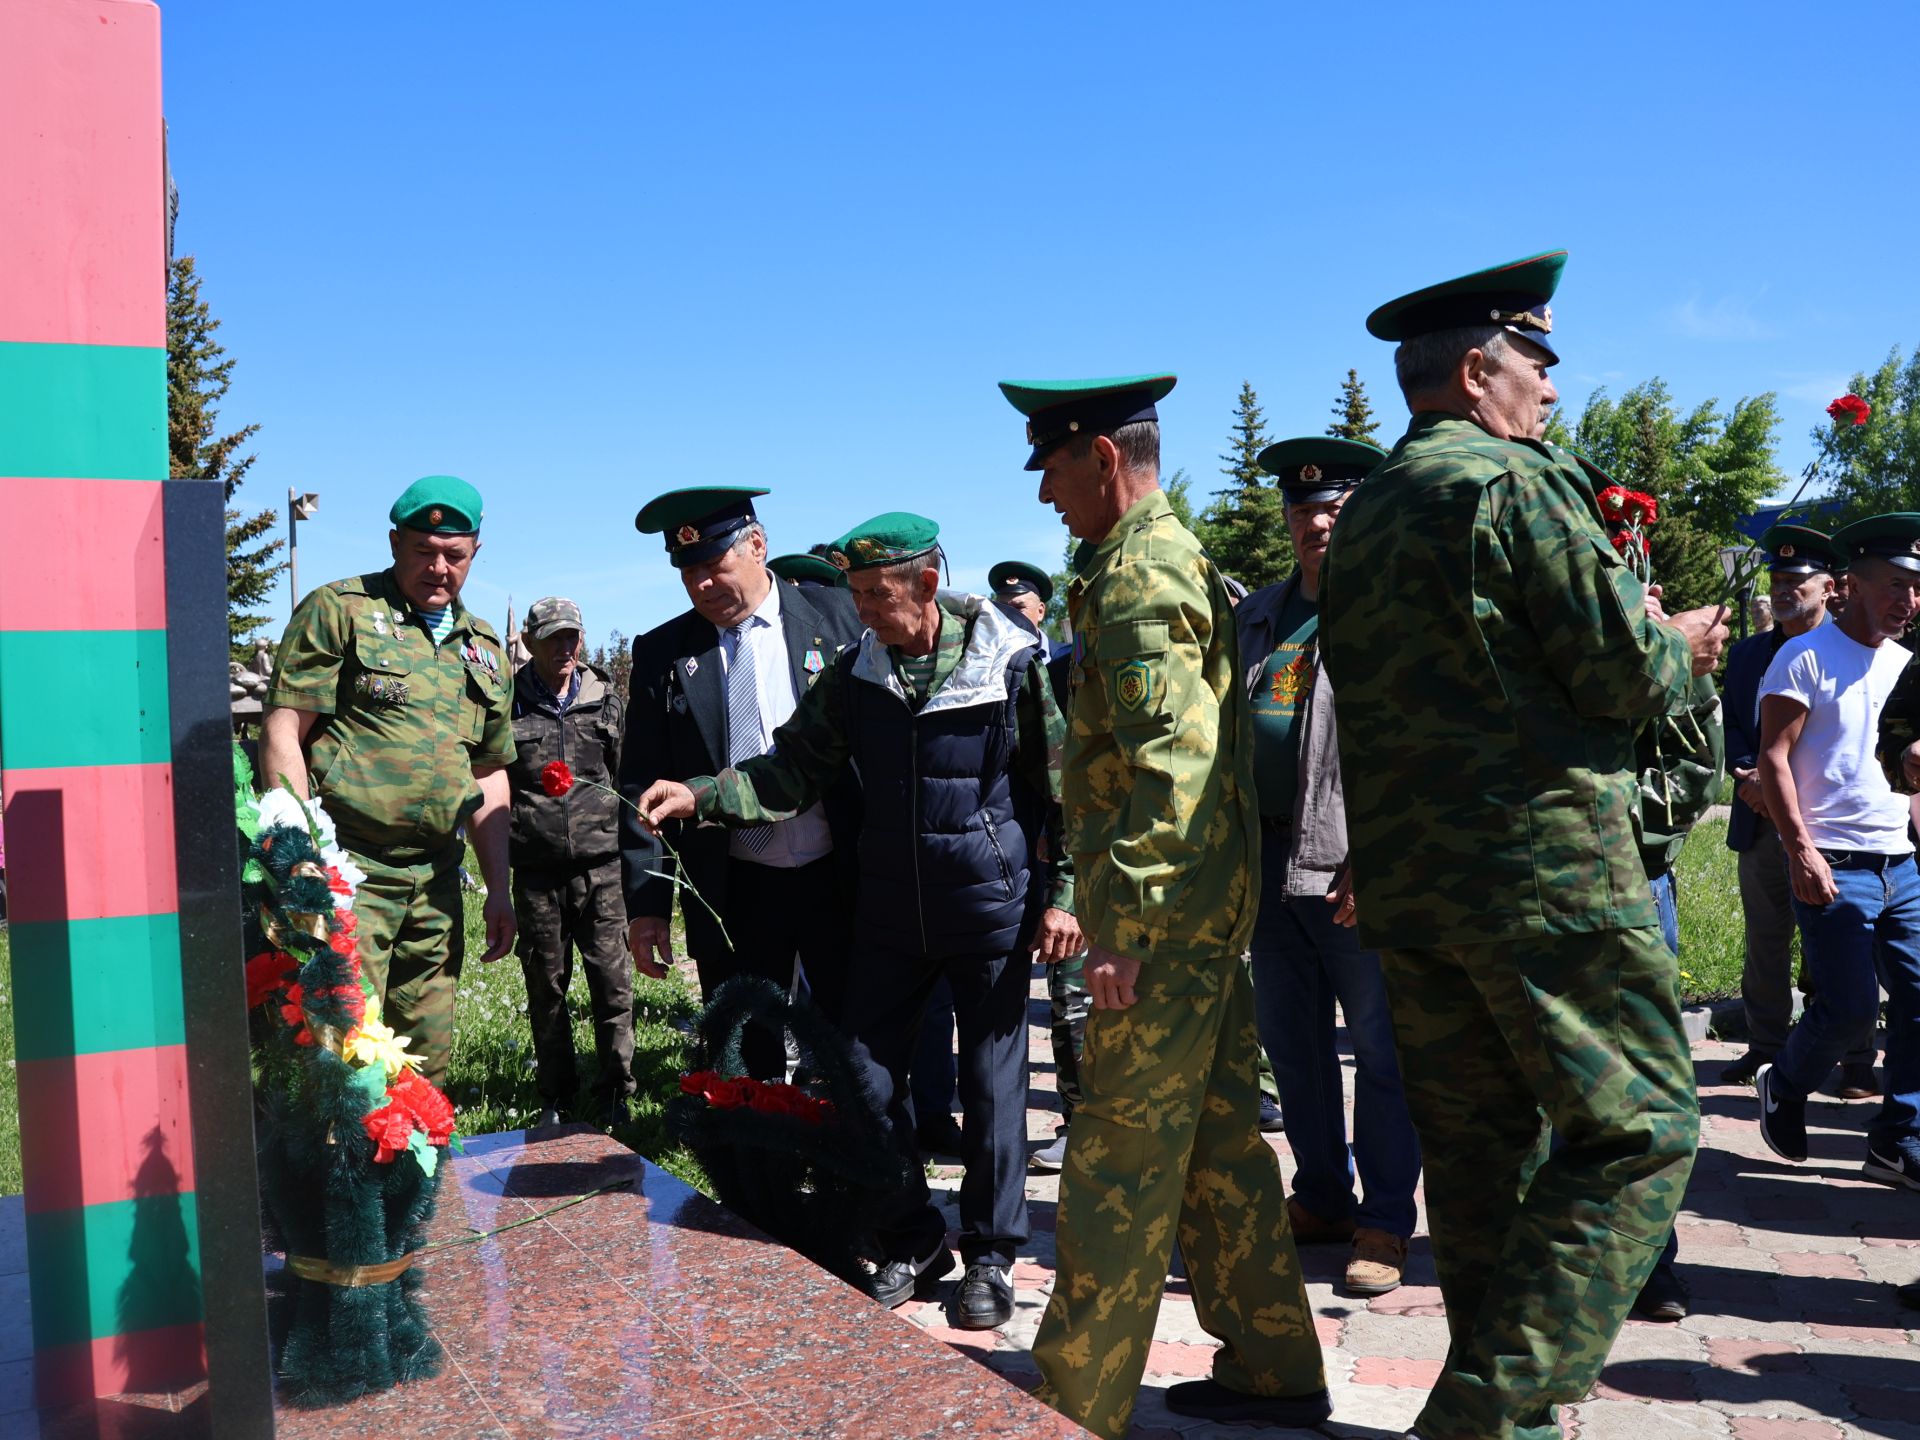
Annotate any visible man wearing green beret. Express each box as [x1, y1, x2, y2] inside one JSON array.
[[263, 475, 518, 1087], [637, 511, 1081, 1331], [1003, 375, 1328, 1439], [1318, 254, 1729, 1440]]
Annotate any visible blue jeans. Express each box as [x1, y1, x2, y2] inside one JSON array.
[[1780, 855, 1920, 1148], [1250, 838, 1421, 1236]]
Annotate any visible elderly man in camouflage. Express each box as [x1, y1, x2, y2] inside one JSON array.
[[1003, 375, 1328, 1440], [1319, 254, 1729, 1440], [264, 476, 518, 1088]]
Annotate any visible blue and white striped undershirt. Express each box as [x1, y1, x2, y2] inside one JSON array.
[[413, 605, 456, 645]]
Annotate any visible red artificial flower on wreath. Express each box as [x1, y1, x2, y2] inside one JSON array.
[[279, 983, 315, 1045], [390, 1068, 457, 1146], [363, 1099, 417, 1164], [541, 760, 574, 797], [245, 951, 299, 1010], [1828, 394, 1872, 427], [326, 868, 354, 900]]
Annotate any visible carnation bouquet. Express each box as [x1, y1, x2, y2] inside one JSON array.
[[235, 748, 456, 1407]]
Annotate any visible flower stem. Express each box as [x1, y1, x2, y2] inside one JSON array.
[[574, 779, 735, 952]]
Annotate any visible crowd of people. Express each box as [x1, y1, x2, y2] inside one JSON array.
[[257, 249, 1918, 1440]]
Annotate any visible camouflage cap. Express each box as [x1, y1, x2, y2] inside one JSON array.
[[1834, 513, 1920, 574], [390, 475, 484, 535], [988, 560, 1053, 605], [997, 373, 1177, 470], [768, 553, 847, 587], [1758, 524, 1845, 576], [1257, 436, 1386, 505], [826, 512, 940, 572], [523, 596, 584, 639], [1365, 250, 1567, 362]]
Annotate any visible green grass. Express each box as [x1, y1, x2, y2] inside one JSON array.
[[1672, 815, 1797, 1005], [0, 886, 709, 1200]]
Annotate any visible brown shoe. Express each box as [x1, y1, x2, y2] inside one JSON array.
[[1345, 1229, 1408, 1296], [1287, 1195, 1357, 1246], [1838, 1062, 1880, 1100]]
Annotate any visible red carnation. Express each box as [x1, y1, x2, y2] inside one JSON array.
[[1632, 492, 1659, 525], [363, 1100, 416, 1164], [1828, 394, 1872, 427], [541, 761, 574, 797], [390, 1068, 457, 1146], [245, 951, 298, 1010], [1609, 531, 1630, 555], [1599, 486, 1629, 516], [279, 983, 315, 1045]]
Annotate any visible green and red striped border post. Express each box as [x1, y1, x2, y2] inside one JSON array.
[[1, 2, 272, 1428]]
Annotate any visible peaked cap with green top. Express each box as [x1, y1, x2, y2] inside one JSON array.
[[1759, 524, 1845, 576], [390, 475, 485, 535], [826, 512, 941, 573], [1257, 436, 1386, 505], [634, 486, 769, 568], [1366, 250, 1567, 362], [988, 560, 1053, 606], [998, 373, 1177, 470], [1834, 513, 1920, 574], [769, 552, 847, 586]]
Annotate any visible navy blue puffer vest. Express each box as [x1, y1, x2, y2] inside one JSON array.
[[841, 632, 1039, 957]]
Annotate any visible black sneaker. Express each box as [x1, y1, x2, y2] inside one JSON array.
[[870, 1242, 955, 1309], [914, 1114, 965, 1159], [1721, 1050, 1767, 1086], [1258, 1095, 1286, 1134], [1164, 1380, 1332, 1428], [1756, 1064, 1808, 1163], [1631, 1261, 1689, 1321], [1864, 1140, 1920, 1193], [950, 1262, 1015, 1330]]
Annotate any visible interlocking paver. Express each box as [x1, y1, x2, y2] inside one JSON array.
[[898, 975, 1920, 1437]]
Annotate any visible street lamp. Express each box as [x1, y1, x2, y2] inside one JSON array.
[[288, 489, 320, 616]]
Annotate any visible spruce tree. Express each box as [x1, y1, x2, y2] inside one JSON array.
[[168, 254, 285, 660], [1199, 382, 1292, 588], [1327, 369, 1382, 446]]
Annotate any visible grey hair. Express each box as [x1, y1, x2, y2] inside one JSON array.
[[729, 521, 767, 554], [867, 545, 945, 586], [1066, 419, 1160, 478], [1393, 325, 1511, 405]]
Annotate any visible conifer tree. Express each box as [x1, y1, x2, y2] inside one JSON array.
[[168, 254, 285, 658], [1198, 382, 1292, 588], [1327, 369, 1382, 446]]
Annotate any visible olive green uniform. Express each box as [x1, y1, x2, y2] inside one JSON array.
[[1320, 417, 1697, 1440], [1031, 489, 1324, 1440], [270, 569, 516, 1086]]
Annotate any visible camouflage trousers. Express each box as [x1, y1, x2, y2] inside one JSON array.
[[1032, 953, 1325, 1440], [1379, 925, 1698, 1440], [513, 859, 635, 1104], [345, 841, 465, 1090], [1047, 952, 1089, 1126]]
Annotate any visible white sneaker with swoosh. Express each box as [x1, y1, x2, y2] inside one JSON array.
[[1864, 1143, 1920, 1193]]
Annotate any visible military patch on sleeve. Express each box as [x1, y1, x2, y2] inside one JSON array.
[[1115, 658, 1152, 712]]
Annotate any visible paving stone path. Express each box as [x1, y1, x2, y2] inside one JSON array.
[[900, 972, 1920, 1439]]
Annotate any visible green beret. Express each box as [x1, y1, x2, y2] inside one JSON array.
[[826, 512, 941, 573], [988, 560, 1053, 606], [769, 552, 847, 587], [1834, 513, 1920, 574], [390, 475, 484, 535], [1366, 250, 1567, 361], [1758, 524, 1845, 576], [997, 373, 1177, 470], [1257, 437, 1386, 504]]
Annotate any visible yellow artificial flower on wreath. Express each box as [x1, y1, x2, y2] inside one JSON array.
[[342, 1017, 424, 1078]]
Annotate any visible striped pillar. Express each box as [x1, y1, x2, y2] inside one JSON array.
[[0, 0, 207, 1404]]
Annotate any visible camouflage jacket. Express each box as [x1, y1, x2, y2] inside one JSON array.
[[505, 663, 625, 870], [1634, 672, 1725, 876], [1877, 650, 1920, 794], [1064, 487, 1260, 962], [269, 569, 516, 854], [1319, 414, 1693, 949]]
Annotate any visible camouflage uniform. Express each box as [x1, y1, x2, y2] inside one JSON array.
[[270, 569, 516, 1086], [1031, 488, 1324, 1440], [1319, 415, 1698, 1440]]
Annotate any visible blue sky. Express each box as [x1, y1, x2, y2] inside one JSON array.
[[162, 2, 1920, 647]]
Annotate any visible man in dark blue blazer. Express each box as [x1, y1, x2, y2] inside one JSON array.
[[1722, 525, 1876, 1095], [618, 488, 863, 1078]]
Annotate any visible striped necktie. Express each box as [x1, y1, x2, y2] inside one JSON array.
[[726, 621, 774, 855]]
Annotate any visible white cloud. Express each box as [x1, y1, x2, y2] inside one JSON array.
[[1669, 292, 1772, 342]]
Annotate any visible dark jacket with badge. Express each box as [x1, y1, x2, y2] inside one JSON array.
[[1722, 626, 1793, 852], [506, 663, 625, 871], [617, 581, 864, 958], [268, 569, 516, 856]]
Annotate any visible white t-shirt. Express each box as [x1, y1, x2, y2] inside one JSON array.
[[1760, 624, 1914, 854]]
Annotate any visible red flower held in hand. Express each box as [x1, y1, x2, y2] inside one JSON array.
[[1828, 394, 1872, 427], [1599, 485, 1629, 516], [541, 761, 574, 797]]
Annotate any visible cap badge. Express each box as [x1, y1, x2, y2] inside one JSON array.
[[1909, 540, 1920, 555], [1299, 463, 1322, 484], [675, 524, 701, 546], [828, 549, 851, 571], [428, 507, 444, 524], [1778, 544, 1796, 557]]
